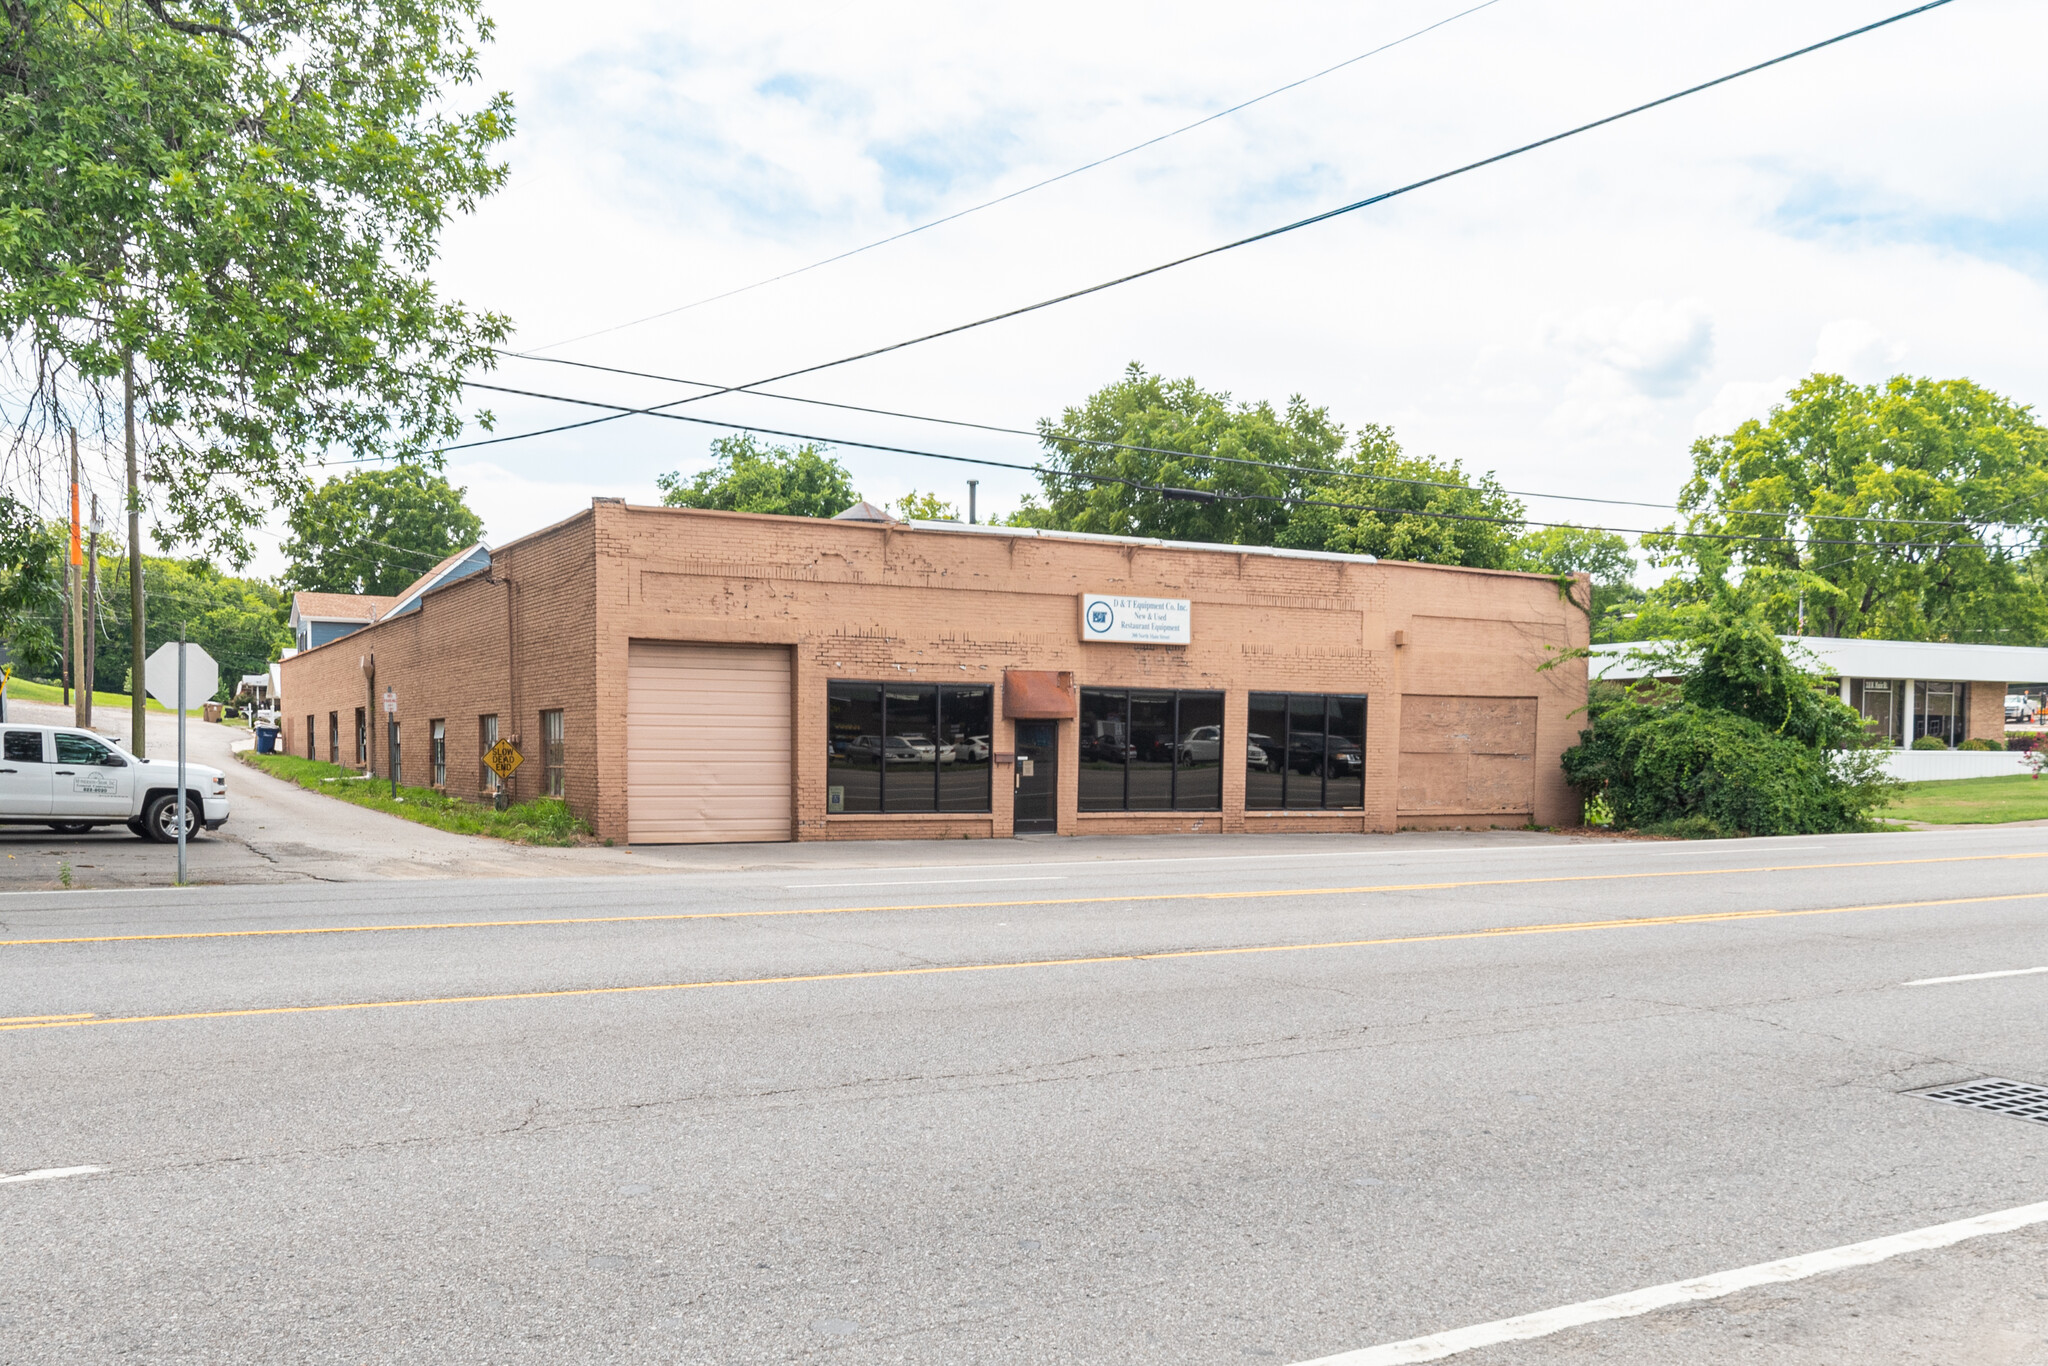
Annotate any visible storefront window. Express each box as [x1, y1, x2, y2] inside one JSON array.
[[1914, 681, 1963, 747], [827, 681, 991, 814], [1077, 689, 1226, 811], [1850, 679, 1899, 746], [1246, 692, 1368, 810]]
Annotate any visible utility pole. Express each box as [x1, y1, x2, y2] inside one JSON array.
[[59, 548, 72, 709], [70, 430, 85, 726], [84, 493, 99, 728], [127, 351, 146, 758]]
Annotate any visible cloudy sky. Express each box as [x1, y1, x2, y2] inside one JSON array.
[[188, 1, 2048, 572]]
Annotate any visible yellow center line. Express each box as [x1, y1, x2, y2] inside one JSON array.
[[5, 890, 2044, 1035], [4, 851, 2046, 949]]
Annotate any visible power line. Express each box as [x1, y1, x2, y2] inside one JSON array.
[[488, 350, 2030, 533], [521, 0, 1509, 353], [443, 376, 2033, 554], [455, 0, 1956, 457]]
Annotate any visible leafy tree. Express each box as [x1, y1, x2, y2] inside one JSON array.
[[1015, 364, 1349, 545], [284, 466, 484, 595], [1017, 364, 1525, 567], [0, 0, 513, 559], [0, 497, 63, 674], [1512, 524, 1644, 637], [1562, 595, 1893, 836], [1651, 374, 2048, 643], [891, 490, 959, 521], [657, 435, 861, 519], [1278, 430, 1526, 567]]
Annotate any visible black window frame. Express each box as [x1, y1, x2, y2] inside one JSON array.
[[1246, 692, 1368, 810], [431, 719, 447, 788], [826, 680, 992, 814], [1076, 688, 1227, 812]]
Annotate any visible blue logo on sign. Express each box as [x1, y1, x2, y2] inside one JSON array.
[[1086, 601, 1114, 634]]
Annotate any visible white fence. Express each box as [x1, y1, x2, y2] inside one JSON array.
[[1881, 749, 2034, 782]]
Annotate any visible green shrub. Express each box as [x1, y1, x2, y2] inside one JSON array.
[[1912, 735, 1949, 750], [1562, 598, 1895, 837], [1957, 737, 2000, 752]]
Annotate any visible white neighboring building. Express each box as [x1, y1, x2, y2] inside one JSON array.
[[1591, 636, 2048, 781]]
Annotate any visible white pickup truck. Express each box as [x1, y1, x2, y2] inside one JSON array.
[[0, 724, 230, 841]]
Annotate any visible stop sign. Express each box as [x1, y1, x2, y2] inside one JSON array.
[[145, 641, 220, 712]]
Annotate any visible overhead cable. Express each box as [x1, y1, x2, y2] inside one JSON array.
[[458, 0, 1956, 456], [489, 350, 2028, 532], [433, 376, 2033, 555], [522, 0, 1509, 353]]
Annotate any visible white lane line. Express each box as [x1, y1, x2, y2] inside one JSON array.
[[783, 876, 1067, 889], [0, 1166, 102, 1186], [1290, 1197, 2048, 1366], [1905, 966, 2048, 987]]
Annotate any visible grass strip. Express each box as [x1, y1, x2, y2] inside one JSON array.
[[1888, 772, 2048, 825], [4, 677, 171, 712], [238, 751, 591, 846]]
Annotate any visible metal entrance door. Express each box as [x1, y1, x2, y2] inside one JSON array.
[[1013, 722, 1058, 833]]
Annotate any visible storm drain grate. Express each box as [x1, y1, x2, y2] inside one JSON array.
[[1912, 1078, 2048, 1125]]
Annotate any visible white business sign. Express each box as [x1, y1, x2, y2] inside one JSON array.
[[1080, 594, 1191, 646]]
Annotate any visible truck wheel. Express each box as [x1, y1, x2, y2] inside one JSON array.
[[127, 820, 149, 840], [47, 823, 92, 835], [142, 793, 200, 844]]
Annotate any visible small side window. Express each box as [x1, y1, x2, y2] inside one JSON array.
[[2, 730, 44, 763], [54, 732, 114, 766]]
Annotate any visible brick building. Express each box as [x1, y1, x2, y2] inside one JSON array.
[[277, 499, 1590, 845]]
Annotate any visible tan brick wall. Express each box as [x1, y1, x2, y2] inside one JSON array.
[[1965, 681, 2007, 744], [283, 502, 1590, 845], [280, 514, 600, 824]]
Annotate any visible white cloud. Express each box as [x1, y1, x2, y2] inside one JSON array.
[[1809, 318, 1904, 382], [40, 0, 2048, 569]]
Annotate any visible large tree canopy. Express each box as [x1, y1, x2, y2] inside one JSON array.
[[657, 435, 861, 519], [1650, 374, 2048, 643], [0, 0, 513, 559], [1013, 364, 1526, 568], [284, 465, 484, 595]]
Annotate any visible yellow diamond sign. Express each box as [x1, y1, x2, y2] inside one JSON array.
[[483, 739, 524, 780]]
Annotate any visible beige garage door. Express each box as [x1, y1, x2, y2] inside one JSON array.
[[1397, 695, 1537, 816], [627, 641, 792, 844]]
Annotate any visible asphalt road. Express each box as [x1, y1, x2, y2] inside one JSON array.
[[4, 825, 2047, 1363]]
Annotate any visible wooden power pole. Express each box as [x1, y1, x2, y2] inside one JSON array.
[[127, 352, 146, 757]]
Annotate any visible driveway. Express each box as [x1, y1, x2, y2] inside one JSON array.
[[0, 699, 650, 889]]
